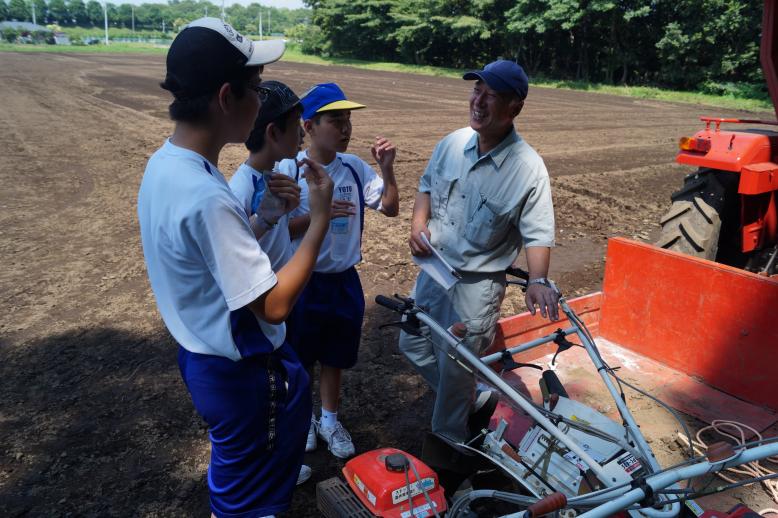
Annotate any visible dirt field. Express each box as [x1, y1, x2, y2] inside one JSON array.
[[1, 51, 775, 516]]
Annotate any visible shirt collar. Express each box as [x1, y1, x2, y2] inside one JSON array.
[[164, 138, 221, 176], [464, 127, 520, 169]]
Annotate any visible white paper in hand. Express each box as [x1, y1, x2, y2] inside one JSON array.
[[411, 233, 461, 290]]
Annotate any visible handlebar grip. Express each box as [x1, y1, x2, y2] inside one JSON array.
[[375, 295, 406, 313], [506, 266, 530, 280], [526, 492, 567, 518]]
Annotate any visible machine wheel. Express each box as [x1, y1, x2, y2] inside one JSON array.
[[656, 169, 742, 264]]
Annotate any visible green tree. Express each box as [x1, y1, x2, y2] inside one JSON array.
[[301, 0, 762, 92], [134, 3, 165, 30], [48, 0, 68, 24], [86, 0, 102, 26], [654, 0, 760, 89], [0, 0, 8, 21], [66, 0, 88, 25], [287, 22, 324, 53], [312, 0, 399, 59], [116, 3, 132, 28], [32, 0, 47, 23], [106, 3, 118, 26], [8, 0, 29, 21], [2, 25, 18, 40]]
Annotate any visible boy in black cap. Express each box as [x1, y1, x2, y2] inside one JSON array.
[[137, 18, 333, 518], [230, 80, 305, 273], [229, 80, 313, 485]]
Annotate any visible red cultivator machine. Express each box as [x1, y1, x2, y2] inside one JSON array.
[[316, 240, 778, 518]]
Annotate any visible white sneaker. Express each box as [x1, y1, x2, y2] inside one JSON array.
[[318, 422, 355, 459], [306, 415, 317, 452], [297, 464, 312, 485]]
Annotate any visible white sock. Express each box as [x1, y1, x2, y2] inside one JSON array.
[[320, 408, 338, 429]]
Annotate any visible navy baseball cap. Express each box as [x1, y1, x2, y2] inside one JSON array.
[[463, 60, 529, 100], [255, 80, 301, 128], [164, 17, 285, 99], [300, 83, 366, 120]]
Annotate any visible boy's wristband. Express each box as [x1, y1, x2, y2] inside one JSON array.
[[250, 213, 277, 232], [259, 215, 277, 230]]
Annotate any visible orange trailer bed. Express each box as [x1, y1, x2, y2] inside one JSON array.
[[487, 238, 778, 431]]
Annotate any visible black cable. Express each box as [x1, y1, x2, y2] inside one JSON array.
[[610, 371, 696, 461], [656, 472, 778, 504], [566, 305, 696, 480], [520, 458, 558, 493]]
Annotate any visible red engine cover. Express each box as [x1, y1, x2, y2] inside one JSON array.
[[698, 504, 763, 518], [342, 448, 447, 518]]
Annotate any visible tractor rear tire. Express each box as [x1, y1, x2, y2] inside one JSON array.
[[656, 169, 740, 263]]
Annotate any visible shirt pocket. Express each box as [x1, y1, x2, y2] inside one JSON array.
[[431, 176, 454, 218], [464, 198, 512, 250]]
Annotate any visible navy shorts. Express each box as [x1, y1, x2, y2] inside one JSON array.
[[178, 342, 311, 518], [288, 266, 365, 369]]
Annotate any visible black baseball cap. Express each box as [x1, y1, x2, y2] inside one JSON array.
[[164, 17, 285, 99], [255, 80, 301, 128], [463, 60, 529, 100]]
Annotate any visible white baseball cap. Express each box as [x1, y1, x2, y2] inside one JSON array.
[[164, 17, 285, 98], [185, 17, 285, 67]]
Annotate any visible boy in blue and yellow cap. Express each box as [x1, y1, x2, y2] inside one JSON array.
[[279, 83, 399, 459]]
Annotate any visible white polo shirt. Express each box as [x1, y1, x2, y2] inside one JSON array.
[[229, 162, 293, 271], [138, 139, 284, 360], [279, 150, 384, 273]]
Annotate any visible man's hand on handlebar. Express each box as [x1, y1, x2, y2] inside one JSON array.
[[525, 283, 560, 321]]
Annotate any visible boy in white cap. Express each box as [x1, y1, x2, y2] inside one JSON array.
[[137, 18, 333, 517], [280, 83, 399, 459]]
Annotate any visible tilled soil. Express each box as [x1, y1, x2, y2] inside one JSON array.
[[1, 52, 774, 517]]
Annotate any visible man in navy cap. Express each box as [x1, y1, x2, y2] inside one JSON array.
[[399, 59, 558, 443]]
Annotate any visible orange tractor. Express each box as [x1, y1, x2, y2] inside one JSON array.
[[657, 0, 778, 275]]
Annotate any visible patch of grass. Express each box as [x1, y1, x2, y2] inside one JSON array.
[[535, 78, 773, 113], [1, 41, 772, 113], [0, 42, 167, 54], [281, 46, 463, 78]]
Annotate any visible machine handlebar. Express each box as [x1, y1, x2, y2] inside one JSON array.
[[375, 295, 408, 314], [505, 266, 530, 281]]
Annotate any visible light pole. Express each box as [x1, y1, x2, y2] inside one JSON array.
[[103, 1, 109, 45], [131, 5, 135, 33], [31, 1, 36, 25], [259, 11, 262, 39]]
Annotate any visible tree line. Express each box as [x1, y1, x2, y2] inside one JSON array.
[[0, 0, 309, 37], [300, 0, 763, 93], [1, 0, 764, 95]]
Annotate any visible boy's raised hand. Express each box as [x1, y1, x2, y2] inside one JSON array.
[[266, 174, 301, 215], [371, 136, 396, 170], [299, 157, 334, 222]]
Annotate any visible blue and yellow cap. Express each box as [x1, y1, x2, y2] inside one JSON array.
[[300, 83, 366, 120]]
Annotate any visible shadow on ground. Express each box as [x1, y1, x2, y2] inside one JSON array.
[[0, 303, 439, 517], [0, 327, 210, 517]]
